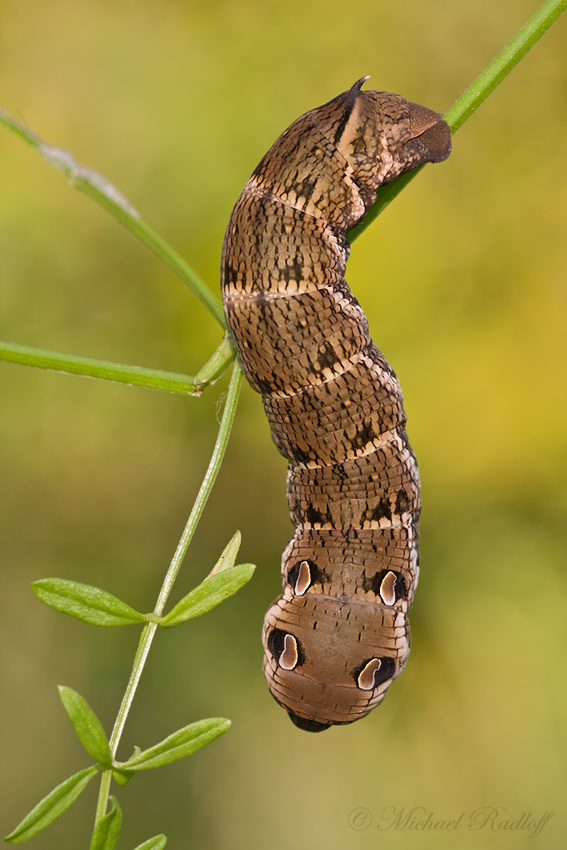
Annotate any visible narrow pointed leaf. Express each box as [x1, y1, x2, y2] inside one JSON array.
[[117, 718, 231, 772], [59, 686, 111, 766], [161, 563, 255, 627], [32, 578, 148, 626], [5, 766, 99, 843], [90, 796, 122, 850], [206, 531, 241, 578], [133, 837, 167, 850]]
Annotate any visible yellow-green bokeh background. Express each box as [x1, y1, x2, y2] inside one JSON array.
[[1, 1, 566, 847]]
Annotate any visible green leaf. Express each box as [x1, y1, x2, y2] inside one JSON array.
[[132, 836, 167, 850], [59, 686, 112, 766], [116, 718, 231, 772], [206, 531, 241, 577], [112, 769, 134, 787], [5, 766, 99, 843], [161, 563, 255, 627], [90, 796, 122, 850], [32, 578, 148, 626]]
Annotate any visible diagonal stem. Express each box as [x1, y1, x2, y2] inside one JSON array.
[[0, 106, 226, 330], [93, 360, 242, 826]]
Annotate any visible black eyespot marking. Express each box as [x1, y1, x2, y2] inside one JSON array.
[[363, 569, 407, 603], [267, 627, 286, 659], [267, 628, 304, 669], [288, 558, 324, 591], [354, 656, 396, 690], [293, 560, 311, 595]]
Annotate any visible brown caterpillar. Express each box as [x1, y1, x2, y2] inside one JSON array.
[[221, 79, 450, 731]]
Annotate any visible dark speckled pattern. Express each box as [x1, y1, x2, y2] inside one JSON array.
[[221, 80, 450, 729]]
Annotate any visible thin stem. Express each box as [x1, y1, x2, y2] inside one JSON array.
[[0, 340, 196, 394], [153, 359, 243, 616], [94, 361, 243, 822], [107, 624, 157, 760], [0, 337, 235, 395], [347, 0, 567, 243], [94, 771, 113, 825], [0, 107, 226, 330]]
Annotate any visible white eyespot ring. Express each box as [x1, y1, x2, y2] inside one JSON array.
[[295, 561, 311, 596], [279, 634, 299, 670], [357, 658, 382, 690], [379, 571, 397, 606]]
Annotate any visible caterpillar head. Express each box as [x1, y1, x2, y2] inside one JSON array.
[[313, 78, 451, 191], [402, 99, 452, 167], [244, 78, 451, 233]]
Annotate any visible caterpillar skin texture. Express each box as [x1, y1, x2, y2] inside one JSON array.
[[221, 79, 451, 732]]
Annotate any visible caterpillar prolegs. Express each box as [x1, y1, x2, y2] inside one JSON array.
[[221, 79, 451, 731]]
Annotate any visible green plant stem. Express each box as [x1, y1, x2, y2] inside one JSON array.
[[93, 361, 243, 825], [94, 771, 113, 825], [152, 361, 243, 618], [0, 107, 226, 330], [0, 337, 235, 395], [0, 340, 196, 394], [347, 0, 567, 243]]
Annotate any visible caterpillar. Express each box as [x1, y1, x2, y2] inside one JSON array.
[[221, 79, 451, 731]]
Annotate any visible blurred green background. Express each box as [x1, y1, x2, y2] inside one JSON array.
[[1, 0, 566, 847]]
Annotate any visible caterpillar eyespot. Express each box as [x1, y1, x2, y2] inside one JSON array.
[[289, 560, 312, 596], [356, 656, 397, 690], [267, 628, 303, 671], [379, 571, 398, 606], [221, 78, 451, 731]]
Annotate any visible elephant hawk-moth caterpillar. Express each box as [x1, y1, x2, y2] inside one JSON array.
[[221, 78, 451, 732]]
